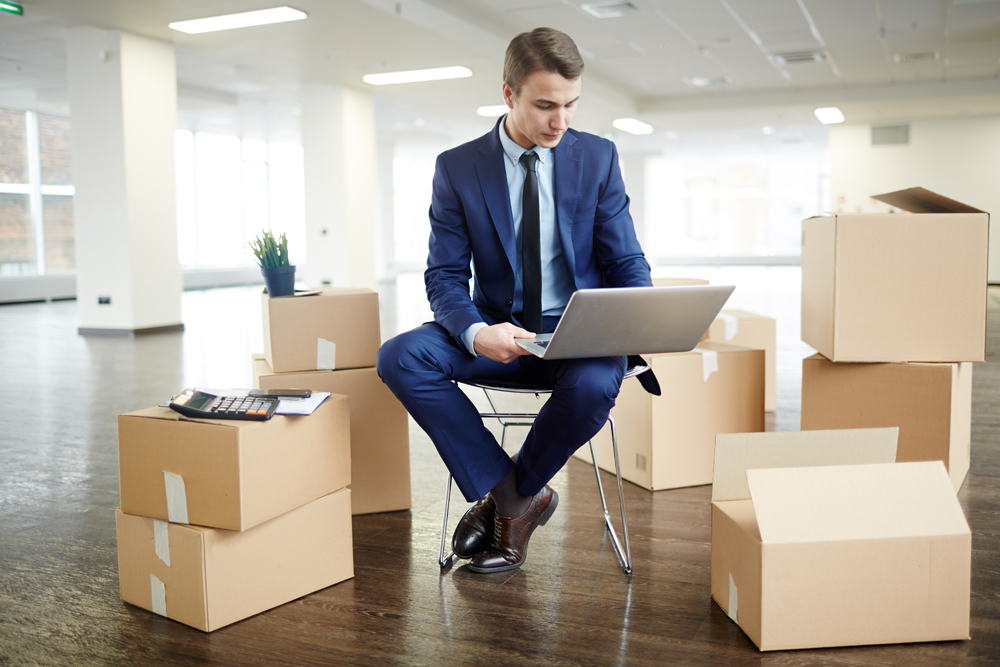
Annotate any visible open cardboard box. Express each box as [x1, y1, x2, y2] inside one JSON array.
[[801, 187, 988, 363], [252, 354, 411, 515], [116, 488, 354, 632], [118, 395, 350, 531], [711, 427, 971, 651]]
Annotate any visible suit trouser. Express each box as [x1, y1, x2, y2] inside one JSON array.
[[377, 321, 626, 503]]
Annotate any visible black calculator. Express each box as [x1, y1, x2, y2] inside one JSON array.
[[168, 389, 278, 421]]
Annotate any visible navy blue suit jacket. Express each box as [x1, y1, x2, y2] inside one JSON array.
[[425, 119, 652, 340]]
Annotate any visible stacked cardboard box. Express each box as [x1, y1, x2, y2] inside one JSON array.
[[575, 340, 765, 490], [116, 395, 355, 631], [800, 187, 988, 491], [255, 288, 411, 514], [711, 428, 971, 651], [703, 310, 776, 412]]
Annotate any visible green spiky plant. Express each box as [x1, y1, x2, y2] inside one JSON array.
[[249, 230, 290, 268]]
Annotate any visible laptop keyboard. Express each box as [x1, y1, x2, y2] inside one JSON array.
[[536, 340, 549, 348]]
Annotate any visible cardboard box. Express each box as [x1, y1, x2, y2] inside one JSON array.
[[118, 395, 351, 531], [575, 341, 765, 490], [116, 488, 354, 632], [801, 353, 972, 492], [704, 310, 776, 412], [711, 428, 971, 651], [263, 287, 380, 373], [252, 354, 411, 515], [651, 277, 709, 287], [801, 187, 988, 363]]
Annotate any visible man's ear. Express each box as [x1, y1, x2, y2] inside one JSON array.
[[501, 82, 515, 109]]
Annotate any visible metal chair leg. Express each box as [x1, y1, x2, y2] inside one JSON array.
[[588, 415, 632, 574], [439, 474, 454, 568]]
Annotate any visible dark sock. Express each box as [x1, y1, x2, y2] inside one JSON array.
[[490, 467, 531, 518]]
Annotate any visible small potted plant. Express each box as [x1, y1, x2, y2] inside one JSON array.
[[250, 230, 296, 297]]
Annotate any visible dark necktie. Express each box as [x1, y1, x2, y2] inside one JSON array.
[[521, 151, 542, 334]]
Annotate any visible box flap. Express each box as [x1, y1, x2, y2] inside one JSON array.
[[712, 428, 898, 502], [871, 187, 984, 214], [748, 461, 970, 544]]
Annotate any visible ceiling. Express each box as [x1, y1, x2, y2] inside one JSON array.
[[1, 0, 999, 149]]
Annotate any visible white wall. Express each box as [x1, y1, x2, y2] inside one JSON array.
[[829, 116, 1000, 282]]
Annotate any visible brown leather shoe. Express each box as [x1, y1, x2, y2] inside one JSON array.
[[452, 494, 496, 559], [468, 486, 558, 573]]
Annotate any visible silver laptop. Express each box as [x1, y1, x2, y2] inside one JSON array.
[[515, 285, 735, 359]]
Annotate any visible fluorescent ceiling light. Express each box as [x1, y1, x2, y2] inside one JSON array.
[[363, 66, 472, 86], [613, 118, 653, 135], [169, 6, 306, 34], [477, 105, 508, 117], [814, 107, 845, 124]]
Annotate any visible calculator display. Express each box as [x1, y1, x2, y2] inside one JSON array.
[[184, 392, 217, 411]]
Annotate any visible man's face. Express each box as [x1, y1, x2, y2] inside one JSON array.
[[502, 70, 581, 150]]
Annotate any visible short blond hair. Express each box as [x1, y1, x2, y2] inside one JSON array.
[[503, 27, 584, 95]]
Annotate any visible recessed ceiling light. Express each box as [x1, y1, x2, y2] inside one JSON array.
[[581, 1, 638, 19], [683, 75, 730, 88], [762, 126, 776, 135], [613, 118, 653, 135], [168, 7, 306, 34], [477, 105, 508, 117], [363, 66, 472, 86], [814, 107, 845, 124]]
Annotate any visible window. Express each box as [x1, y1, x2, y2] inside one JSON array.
[[642, 137, 829, 261], [0, 108, 75, 276], [174, 130, 306, 269]]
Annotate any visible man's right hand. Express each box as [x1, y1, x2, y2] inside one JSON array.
[[473, 323, 536, 363]]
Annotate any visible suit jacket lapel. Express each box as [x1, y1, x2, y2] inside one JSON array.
[[553, 131, 581, 279], [475, 122, 516, 274]]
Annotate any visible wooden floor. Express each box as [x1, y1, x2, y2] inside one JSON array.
[[1, 270, 999, 666]]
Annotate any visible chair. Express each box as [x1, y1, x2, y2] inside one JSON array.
[[437, 361, 651, 575]]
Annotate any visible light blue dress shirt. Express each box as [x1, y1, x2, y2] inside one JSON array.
[[459, 116, 575, 356]]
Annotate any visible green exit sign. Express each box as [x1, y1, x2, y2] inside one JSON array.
[[0, 1, 23, 15]]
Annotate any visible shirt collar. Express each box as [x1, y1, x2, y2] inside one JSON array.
[[498, 114, 551, 166]]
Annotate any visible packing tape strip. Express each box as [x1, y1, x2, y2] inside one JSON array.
[[720, 313, 739, 341], [728, 573, 738, 622], [692, 348, 718, 382], [317, 337, 337, 370], [153, 519, 171, 567], [150, 574, 167, 617], [163, 471, 189, 524]]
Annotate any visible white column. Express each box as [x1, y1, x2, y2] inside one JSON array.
[[300, 84, 378, 290], [68, 28, 182, 334], [376, 140, 396, 281]]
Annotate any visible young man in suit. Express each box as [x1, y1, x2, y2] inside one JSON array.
[[378, 27, 651, 573]]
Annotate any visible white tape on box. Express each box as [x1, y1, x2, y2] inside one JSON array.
[[720, 313, 739, 341], [317, 338, 337, 370], [728, 573, 738, 622], [692, 348, 718, 382], [150, 574, 167, 617], [153, 519, 170, 566], [163, 471, 189, 524]]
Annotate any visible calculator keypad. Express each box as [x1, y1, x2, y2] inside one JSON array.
[[208, 396, 276, 418]]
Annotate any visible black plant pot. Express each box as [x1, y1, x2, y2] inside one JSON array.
[[261, 265, 296, 297]]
